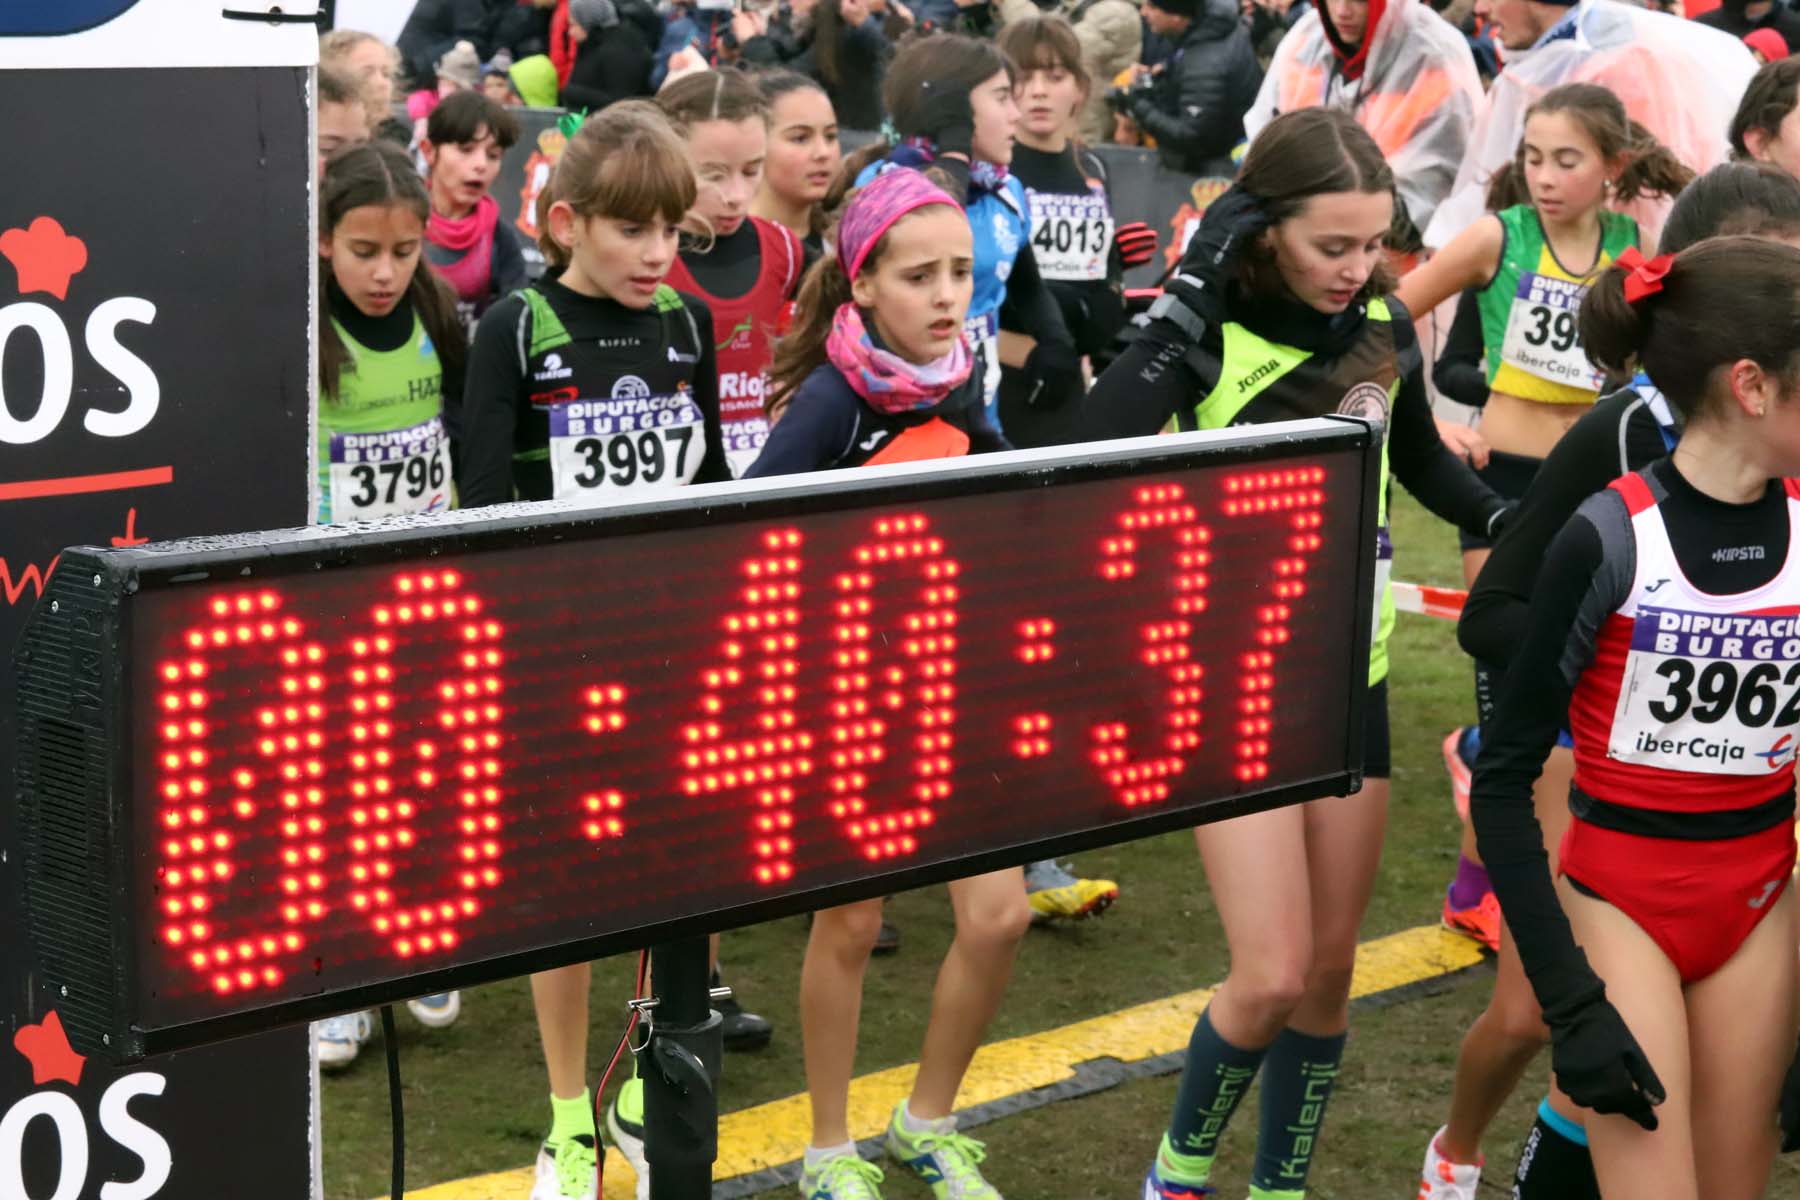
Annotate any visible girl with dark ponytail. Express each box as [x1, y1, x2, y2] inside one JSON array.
[[1425, 159, 1800, 1200], [1472, 235, 1800, 1200]]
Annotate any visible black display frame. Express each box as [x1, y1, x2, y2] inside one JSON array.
[[19, 420, 1380, 1060]]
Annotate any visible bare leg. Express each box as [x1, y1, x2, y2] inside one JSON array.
[[800, 897, 884, 1147], [1288, 778, 1390, 1035], [531, 963, 592, 1100], [1439, 747, 1573, 1161], [910, 867, 1032, 1119], [1195, 803, 1315, 1049], [1689, 884, 1795, 1199], [1559, 879, 1696, 1200]]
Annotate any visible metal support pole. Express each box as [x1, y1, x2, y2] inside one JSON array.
[[644, 935, 722, 1199]]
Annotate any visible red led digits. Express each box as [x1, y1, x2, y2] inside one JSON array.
[[681, 528, 811, 886], [579, 685, 629, 841], [159, 589, 316, 995], [827, 514, 958, 862], [348, 571, 502, 959], [1221, 468, 1326, 782], [1091, 485, 1209, 807]]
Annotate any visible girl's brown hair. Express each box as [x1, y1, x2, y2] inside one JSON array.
[[655, 68, 770, 135], [997, 16, 1089, 97], [1658, 161, 1800, 255], [1486, 82, 1696, 211], [534, 102, 697, 271], [1234, 107, 1399, 302], [757, 69, 838, 241], [1580, 235, 1800, 426], [318, 141, 466, 402], [1730, 55, 1800, 161], [834, 34, 1017, 206]]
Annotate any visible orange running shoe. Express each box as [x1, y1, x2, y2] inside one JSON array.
[[1442, 886, 1500, 953], [1442, 728, 1473, 823]]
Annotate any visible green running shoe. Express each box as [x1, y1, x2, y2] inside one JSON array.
[[884, 1103, 1003, 1199], [529, 1133, 597, 1200], [798, 1151, 885, 1199]]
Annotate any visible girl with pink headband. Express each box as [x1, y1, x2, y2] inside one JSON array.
[[746, 166, 1029, 1200]]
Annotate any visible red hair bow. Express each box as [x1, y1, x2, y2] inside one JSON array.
[[1616, 246, 1674, 305]]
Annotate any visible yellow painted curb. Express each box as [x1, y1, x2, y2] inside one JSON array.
[[389, 923, 1483, 1200]]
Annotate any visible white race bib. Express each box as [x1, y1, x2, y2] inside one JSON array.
[[1608, 604, 1800, 776], [964, 311, 1000, 411], [326, 415, 452, 522], [549, 390, 704, 501], [1497, 272, 1605, 392], [1028, 190, 1113, 282]]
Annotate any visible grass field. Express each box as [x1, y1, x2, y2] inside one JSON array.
[[321, 491, 1800, 1200]]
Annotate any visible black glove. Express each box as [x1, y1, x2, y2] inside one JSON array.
[[912, 79, 975, 159], [1780, 1038, 1800, 1152], [1115, 221, 1158, 269], [1159, 186, 1270, 333], [1546, 994, 1665, 1131], [1021, 338, 1081, 410]]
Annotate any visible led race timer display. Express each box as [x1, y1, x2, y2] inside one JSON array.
[[15, 424, 1378, 1058]]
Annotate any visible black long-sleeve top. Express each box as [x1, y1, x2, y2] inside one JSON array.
[[1457, 384, 1676, 669], [1470, 455, 1789, 1021], [1085, 290, 1508, 538], [747, 363, 1005, 476], [1432, 288, 1490, 409]]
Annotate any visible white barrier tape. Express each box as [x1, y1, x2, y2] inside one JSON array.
[[1391, 580, 1467, 621]]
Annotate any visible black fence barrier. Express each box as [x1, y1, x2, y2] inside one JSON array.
[[484, 107, 1229, 288]]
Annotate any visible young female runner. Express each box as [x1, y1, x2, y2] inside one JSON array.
[[453, 104, 726, 1200], [1083, 108, 1510, 1200], [751, 69, 842, 259], [312, 140, 469, 1067], [1422, 161, 1800, 1200], [1472, 234, 1800, 1200], [658, 70, 809, 476], [455, 103, 728, 511], [992, 15, 1155, 452], [845, 33, 1081, 432], [1394, 82, 1693, 951], [420, 89, 528, 333], [747, 167, 1029, 1200]]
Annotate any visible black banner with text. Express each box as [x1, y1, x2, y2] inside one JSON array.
[[0, 66, 314, 1199]]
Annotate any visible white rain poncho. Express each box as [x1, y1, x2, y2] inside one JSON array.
[[1245, 0, 1483, 240], [1424, 0, 1757, 249]]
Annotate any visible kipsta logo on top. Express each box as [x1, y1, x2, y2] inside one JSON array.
[[0, 214, 160, 446], [0, 0, 144, 34], [1, 1010, 174, 1198]]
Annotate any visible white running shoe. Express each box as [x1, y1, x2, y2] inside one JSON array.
[[315, 1011, 371, 1071], [1418, 1127, 1481, 1200], [530, 1136, 599, 1200], [406, 991, 462, 1028]]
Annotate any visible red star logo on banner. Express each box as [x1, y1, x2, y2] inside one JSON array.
[[13, 1010, 87, 1087]]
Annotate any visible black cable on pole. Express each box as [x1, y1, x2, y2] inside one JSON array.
[[380, 1004, 405, 1200]]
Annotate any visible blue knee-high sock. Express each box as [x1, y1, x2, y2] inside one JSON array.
[[1158, 1005, 1269, 1182], [1249, 1027, 1346, 1198]]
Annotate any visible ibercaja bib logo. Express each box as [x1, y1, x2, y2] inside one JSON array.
[[0, 0, 145, 35], [0, 215, 160, 447], [1, 1010, 172, 1199]]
